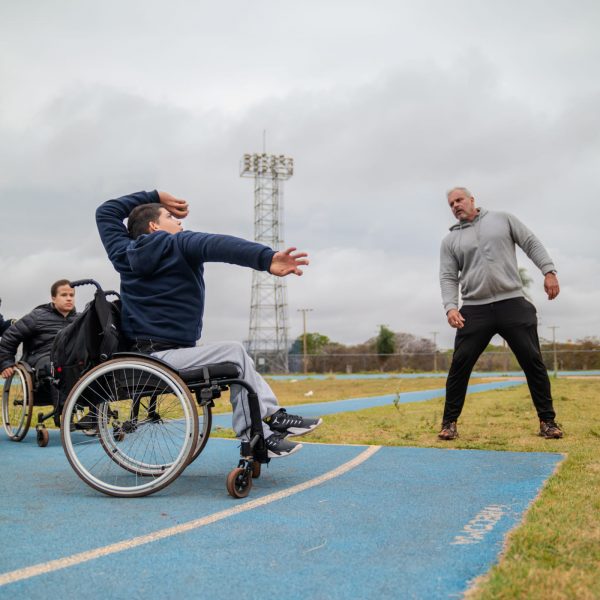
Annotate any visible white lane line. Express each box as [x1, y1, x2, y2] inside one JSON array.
[[0, 445, 381, 587]]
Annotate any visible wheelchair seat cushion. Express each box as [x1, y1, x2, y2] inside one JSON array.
[[178, 362, 239, 384]]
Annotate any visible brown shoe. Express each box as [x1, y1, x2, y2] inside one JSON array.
[[438, 421, 458, 440], [539, 419, 563, 439]]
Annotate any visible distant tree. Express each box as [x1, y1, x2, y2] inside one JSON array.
[[305, 332, 330, 355], [291, 332, 330, 355], [376, 325, 396, 371]]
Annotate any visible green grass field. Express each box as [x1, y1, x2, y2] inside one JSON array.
[[214, 376, 600, 599]]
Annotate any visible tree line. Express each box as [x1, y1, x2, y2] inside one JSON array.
[[289, 326, 600, 373]]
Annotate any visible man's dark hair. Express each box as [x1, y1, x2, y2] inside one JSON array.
[[127, 204, 163, 239], [51, 279, 73, 298]]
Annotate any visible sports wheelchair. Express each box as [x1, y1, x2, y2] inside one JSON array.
[[2, 362, 63, 447], [59, 280, 269, 499]]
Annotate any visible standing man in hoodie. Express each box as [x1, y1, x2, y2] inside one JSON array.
[[96, 190, 322, 459], [438, 187, 563, 441]]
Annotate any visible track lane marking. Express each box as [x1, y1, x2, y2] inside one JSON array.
[[0, 445, 381, 587]]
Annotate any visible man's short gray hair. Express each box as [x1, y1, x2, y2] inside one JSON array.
[[446, 186, 473, 199]]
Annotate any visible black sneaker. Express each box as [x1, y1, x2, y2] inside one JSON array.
[[438, 421, 458, 440], [539, 419, 563, 439], [264, 432, 303, 458], [264, 408, 323, 438]]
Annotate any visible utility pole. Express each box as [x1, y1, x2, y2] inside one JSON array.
[[548, 326, 559, 378], [430, 331, 439, 372], [298, 308, 313, 374]]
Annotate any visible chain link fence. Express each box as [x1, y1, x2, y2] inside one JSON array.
[[286, 349, 600, 374]]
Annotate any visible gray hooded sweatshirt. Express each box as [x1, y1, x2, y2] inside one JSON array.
[[439, 208, 556, 313]]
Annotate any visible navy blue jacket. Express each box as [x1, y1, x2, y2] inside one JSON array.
[[96, 190, 276, 347]]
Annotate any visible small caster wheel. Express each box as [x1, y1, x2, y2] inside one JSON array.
[[226, 467, 252, 498], [37, 427, 49, 447], [251, 461, 261, 479], [114, 429, 125, 442]]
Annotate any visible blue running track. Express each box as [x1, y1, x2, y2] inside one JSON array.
[[0, 377, 563, 599]]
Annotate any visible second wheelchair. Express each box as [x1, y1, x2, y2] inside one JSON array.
[[2, 362, 64, 447]]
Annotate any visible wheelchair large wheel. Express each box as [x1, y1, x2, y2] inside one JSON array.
[[61, 357, 199, 498], [2, 364, 33, 441], [188, 403, 212, 464]]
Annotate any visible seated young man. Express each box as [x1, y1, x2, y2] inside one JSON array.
[[96, 190, 322, 458], [0, 280, 77, 382]]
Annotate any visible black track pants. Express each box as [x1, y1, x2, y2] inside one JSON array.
[[443, 297, 555, 423]]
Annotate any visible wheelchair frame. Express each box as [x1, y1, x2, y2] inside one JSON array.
[[60, 352, 269, 498]]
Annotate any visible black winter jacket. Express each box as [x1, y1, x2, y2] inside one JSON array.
[[0, 303, 77, 372]]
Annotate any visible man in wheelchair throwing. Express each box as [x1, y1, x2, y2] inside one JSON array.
[[96, 190, 322, 458]]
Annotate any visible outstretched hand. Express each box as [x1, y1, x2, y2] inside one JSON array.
[[158, 191, 189, 219], [269, 247, 309, 277]]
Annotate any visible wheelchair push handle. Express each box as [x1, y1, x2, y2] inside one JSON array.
[[68, 280, 120, 300], [69, 279, 102, 290]]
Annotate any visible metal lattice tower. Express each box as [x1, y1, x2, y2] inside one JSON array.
[[240, 153, 294, 373]]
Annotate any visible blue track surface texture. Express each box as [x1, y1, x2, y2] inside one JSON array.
[[0, 434, 561, 599]]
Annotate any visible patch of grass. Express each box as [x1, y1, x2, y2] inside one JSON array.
[[209, 376, 492, 414]]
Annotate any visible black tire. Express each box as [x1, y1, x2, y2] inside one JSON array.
[[61, 357, 198, 497], [36, 427, 49, 447], [226, 467, 252, 499], [2, 364, 33, 441]]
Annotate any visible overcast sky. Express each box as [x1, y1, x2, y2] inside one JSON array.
[[1, 0, 599, 349]]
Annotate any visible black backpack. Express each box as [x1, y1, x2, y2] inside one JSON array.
[[51, 285, 122, 400]]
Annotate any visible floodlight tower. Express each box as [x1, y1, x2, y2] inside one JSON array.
[[240, 153, 294, 373]]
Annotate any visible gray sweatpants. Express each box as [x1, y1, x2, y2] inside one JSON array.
[[151, 341, 279, 439]]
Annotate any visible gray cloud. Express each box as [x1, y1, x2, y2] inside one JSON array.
[[1, 1, 599, 350]]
